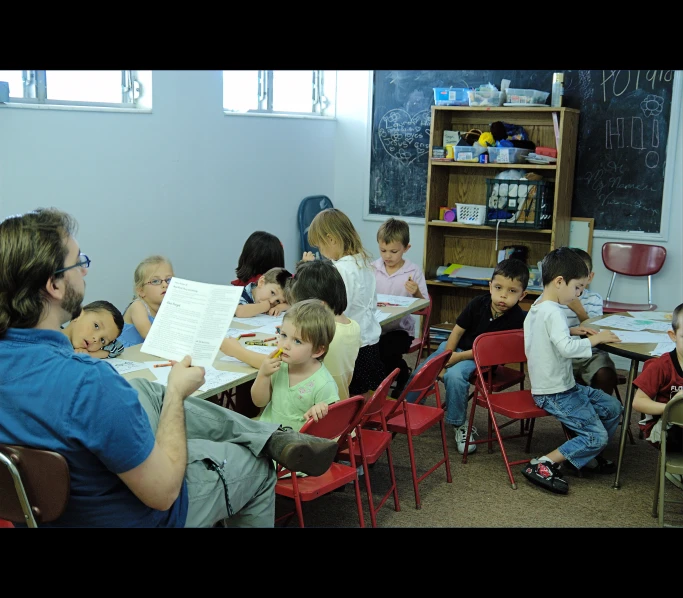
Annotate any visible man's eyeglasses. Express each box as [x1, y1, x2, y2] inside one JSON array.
[[145, 277, 173, 286], [54, 254, 91, 275]]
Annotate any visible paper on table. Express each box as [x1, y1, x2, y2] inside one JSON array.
[[651, 341, 675, 356], [225, 328, 245, 338], [220, 344, 274, 365], [604, 330, 669, 343], [374, 309, 392, 323], [248, 323, 282, 336], [628, 311, 673, 321], [594, 315, 671, 332], [107, 358, 152, 375], [148, 363, 243, 393], [231, 314, 284, 328], [141, 277, 242, 368], [376, 294, 416, 307]]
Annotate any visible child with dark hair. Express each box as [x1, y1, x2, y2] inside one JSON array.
[[534, 247, 618, 396], [406, 258, 530, 455], [632, 303, 683, 490], [232, 231, 285, 286], [521, 247, 622, 495], [234, 266, 293, 318], [61, 300, 124, 359]]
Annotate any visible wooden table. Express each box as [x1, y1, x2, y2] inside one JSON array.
[[119, 297, 431, 400], [584, 314, 659, 489]]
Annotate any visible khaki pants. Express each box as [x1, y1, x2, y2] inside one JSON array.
[[130, 379, 279, 528]]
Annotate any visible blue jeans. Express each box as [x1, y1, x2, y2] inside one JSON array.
[[532, 384, 623, 470], [405, 341, 475, 428]]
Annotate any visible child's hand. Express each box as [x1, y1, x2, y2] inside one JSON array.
[[569, 326, 597, 337], [405, 279, 419, 296], [268, 303, 287, 316], [221, 337, 241, 356], [74, 348, 89, 354], [593, 329, 621, 345], [444, 352, 460, 368], [258, 355, 282, 377], [304, 402, 329, 422], [302, 251, 316, 262]]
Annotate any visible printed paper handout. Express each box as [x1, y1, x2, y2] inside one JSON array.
[[377, 294, 417, 307], [141, 277, 242, 368]]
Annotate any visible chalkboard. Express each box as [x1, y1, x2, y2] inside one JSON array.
[[369, 70, 676, 233]]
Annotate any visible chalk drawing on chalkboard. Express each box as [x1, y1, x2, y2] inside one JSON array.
[[378, 109, 431, 166]]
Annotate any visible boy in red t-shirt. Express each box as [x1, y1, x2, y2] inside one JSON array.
[[632, 302, 683, 488]]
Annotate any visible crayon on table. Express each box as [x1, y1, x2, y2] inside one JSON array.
[[153, 362, 173, 368]]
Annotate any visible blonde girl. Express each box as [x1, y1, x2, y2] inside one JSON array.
[[304, 208, 384, 397], [118, 255, 174, 348]]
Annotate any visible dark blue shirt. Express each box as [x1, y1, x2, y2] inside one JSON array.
[[0, 328, 188, 527]]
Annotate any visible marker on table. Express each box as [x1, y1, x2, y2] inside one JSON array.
[[154, 362, 173, 368], [270, 348, 283, 359]]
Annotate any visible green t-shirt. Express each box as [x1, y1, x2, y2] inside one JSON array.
[[258, 361, 339, 431]]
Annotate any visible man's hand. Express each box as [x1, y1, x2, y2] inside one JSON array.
[[258, 355, 282, 378], [302, 251, 316, 262], [304, 402, 329, 422], [167, 355, 205, 399]]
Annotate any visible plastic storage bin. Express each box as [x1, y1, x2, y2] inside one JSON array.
[[488, 147, 530, 164], [484, 178, 554, 229], [455, 203, 486, 225], [433, 87, 469, 106], [505, 88, 549, 105], [453, 144, 486, 162], [467, 89, 504, 107]]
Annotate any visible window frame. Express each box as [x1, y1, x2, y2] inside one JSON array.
[[0, 70, 147, 110], [222, 70, 336, 119]]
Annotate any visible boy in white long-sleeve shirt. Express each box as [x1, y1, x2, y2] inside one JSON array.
[[521, 247, 622, 495]]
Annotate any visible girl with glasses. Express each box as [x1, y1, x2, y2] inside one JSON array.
[[119, 255, 174, 348]]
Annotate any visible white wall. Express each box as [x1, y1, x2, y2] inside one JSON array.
[[0, 70, 337, 313], [1, 69, 680, 346]]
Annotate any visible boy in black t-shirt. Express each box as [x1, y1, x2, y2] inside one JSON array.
[[406, 259, 529, 455]]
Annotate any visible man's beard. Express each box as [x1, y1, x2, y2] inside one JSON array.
[[62, 279, 84, 321]]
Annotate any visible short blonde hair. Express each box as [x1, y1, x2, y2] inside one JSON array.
[[283, 299, 336, 361], [133, 255, 173, 298], [307, 208, 371, 266], [377, 218, 410, 247], [262, 266, 292, 289]]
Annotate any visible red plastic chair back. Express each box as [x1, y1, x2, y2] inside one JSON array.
[[387, 349, 452, 417], [299, 395, 365, 444], [602, 242, 666, 277], [474, 328, 527, 370], [407, 299, 432, 366], [360, 368, 400, 425]]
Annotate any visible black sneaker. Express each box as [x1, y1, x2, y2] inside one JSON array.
[[521, 459, 569, 495], [564, 455, 617, 476]]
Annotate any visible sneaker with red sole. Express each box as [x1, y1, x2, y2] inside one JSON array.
[[521, 459, 569, 495]]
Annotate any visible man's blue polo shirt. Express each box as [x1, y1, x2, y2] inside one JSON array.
[[0, 328, 188, 527]]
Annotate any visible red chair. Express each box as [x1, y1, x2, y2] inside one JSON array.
[[406, 299, 432, 370], [274, 396, 366, 528], [601, 242, 666, 313], [369, 350, 453, 509], [465, 329, 569, 489], [337, 368, 401, 528]]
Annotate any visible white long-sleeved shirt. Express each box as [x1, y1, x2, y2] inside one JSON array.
[[333, 254, 381, 347], [524, 300, 592, 395]]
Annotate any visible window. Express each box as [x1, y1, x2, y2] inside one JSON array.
[[222, 70, 336, 117], [0, 70, 145, 107]]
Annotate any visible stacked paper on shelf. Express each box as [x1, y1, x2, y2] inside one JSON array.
[[449, 266, 495, 285]]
